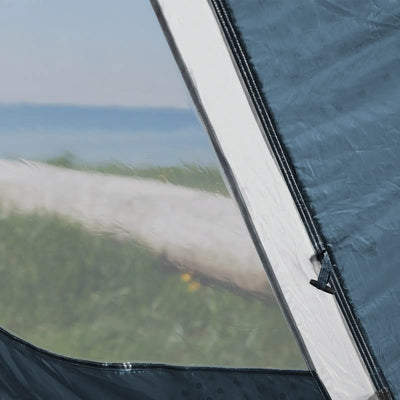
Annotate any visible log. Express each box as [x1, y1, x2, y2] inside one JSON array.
[[0, 160, 271, 296]]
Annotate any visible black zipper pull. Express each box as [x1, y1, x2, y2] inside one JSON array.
[[310, 250, 335, 295]]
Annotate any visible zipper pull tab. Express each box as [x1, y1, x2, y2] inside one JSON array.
[[310, 250, 335, 295]]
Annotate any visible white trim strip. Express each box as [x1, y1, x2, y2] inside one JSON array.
[[152, 1, 375, 399]]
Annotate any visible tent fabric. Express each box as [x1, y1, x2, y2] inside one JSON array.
[[0, 327, 328, 400], [152, 1, 376, 397], [223, 0, 400, 397]]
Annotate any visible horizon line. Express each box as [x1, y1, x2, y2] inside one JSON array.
[[0, 101, 192, 112]]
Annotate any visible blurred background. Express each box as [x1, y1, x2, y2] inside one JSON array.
[[0, 0, 303, 369]]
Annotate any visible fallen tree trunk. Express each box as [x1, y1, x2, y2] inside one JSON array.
[[0, 160, 271, 297]]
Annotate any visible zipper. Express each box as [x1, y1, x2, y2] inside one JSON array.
[[208, 0, 391, 396]]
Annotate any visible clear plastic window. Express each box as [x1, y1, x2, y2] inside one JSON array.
[[0, 0, 304, 369]]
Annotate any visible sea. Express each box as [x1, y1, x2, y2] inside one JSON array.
[[0, 103, 217, 167]]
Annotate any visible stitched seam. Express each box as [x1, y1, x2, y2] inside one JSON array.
[[210, 0, 389, 394]]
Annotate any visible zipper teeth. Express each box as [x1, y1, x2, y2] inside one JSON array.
[[330, 271, 386, 389], [213, 1, 324, 253], [209, 0, 388, 394]]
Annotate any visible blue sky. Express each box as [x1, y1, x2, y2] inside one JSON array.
[[0, 0, 189, 108]]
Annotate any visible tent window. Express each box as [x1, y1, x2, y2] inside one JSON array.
[[0, 0, 304, 370]]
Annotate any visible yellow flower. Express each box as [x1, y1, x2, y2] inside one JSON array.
[[188, 281, 201, 292], [180, 273, 192, 282]]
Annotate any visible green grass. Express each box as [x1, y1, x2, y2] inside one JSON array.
[[1, 153, 304, 368], [0, 209, 304, 369], [45, 152, 229, 196]]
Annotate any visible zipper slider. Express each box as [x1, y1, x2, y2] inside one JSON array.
[[310, 250, 335, 295]]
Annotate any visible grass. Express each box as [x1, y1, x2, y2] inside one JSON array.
[[45, 152, 229, 196], [0, 209, 304, 369], [0, 152, 305, 368]]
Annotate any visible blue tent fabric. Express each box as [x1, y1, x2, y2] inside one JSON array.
[[0, 327, 327, 400], [223, 0, 400, 397]]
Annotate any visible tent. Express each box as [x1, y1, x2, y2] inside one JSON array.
[[1, 1, 399, 399]]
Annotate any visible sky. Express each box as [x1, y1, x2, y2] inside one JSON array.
[[0, 0, 190, 108]]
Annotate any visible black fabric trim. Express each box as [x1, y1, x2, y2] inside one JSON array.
[[208, 0, 390, 396], [0, 325, 329, 400], [0, 326, 306, 375]]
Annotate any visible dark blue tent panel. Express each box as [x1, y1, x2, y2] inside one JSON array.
[[0, 328, 327, 400], [223, 0, 400, 397]]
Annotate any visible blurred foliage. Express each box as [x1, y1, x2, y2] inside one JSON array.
[[46, 152, 229, 196], [0, 209, 304, 369]]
